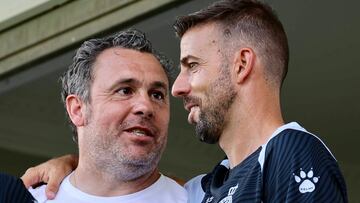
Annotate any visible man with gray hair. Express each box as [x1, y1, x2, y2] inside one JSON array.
[[28, 29, 187, 203]]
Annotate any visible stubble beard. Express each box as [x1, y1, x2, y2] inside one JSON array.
[[195, 63, 237, 144], [83, 109, 166, 182]]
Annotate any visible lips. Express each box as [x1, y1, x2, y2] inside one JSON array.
[[184, 98, 200, 111], [183, 97, 201, 124], [124, 126, 154, 137], [185, 103, 199, 112]]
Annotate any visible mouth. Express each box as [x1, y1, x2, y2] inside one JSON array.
[[185, 103, 199, 112], [185, 104, 201, 124], [125, 127, 154, 137], [183, 96, 201, 112]]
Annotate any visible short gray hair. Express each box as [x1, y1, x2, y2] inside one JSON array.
[[60, 29, 174, 143]]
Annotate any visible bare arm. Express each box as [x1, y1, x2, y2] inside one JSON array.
[[21, 154, 78, 199]]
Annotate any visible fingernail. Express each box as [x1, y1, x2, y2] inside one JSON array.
[[47, 191, 55, 199]]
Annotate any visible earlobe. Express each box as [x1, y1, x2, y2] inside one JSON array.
[[66, 95, 85, 126], [233, 48, 255, 84]]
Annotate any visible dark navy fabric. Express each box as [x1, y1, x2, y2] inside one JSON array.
[[200, 129, 348, 203], [0, 173, 35, 203]]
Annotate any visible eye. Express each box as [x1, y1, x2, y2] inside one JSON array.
[[116, 87, 133, 96], [189, 62, 198, 69], [151, 91, 165, 101]]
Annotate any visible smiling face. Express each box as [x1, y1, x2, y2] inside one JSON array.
[[79, 48, 169, 180], [172, 23, 237, 144]]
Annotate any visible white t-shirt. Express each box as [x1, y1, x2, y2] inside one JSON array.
[[29, 174, 187, 203], [184, 174, 205, 203]]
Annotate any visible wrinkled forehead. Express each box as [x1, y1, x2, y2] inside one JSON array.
[[93, 48, 169, 88]]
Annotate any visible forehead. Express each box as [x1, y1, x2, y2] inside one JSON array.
[[92, 48, 169, 87], [180, 23, 221, 59]]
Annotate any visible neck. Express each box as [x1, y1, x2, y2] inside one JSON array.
[[70, 160, 160, 196], [219, 88, 284, 168]]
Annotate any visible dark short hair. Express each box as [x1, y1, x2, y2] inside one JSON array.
[[60, 29, 174, 143], [174, 0, 289, 87]]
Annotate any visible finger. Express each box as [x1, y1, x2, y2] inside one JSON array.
[[21, 168, 40, 188], [45, 174, 63, 200]]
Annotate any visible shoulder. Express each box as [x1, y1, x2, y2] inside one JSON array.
[[264, 125, 338, 171], [156, 175, 188, 202], [185, 174, 206, 203], [266, 124, 336, 159], [28, 185, 47, 202], [261, 125, 348, 202], [270, 127, 322, 145], [29, 174, 73, 203], [161, 175, 187, 192]]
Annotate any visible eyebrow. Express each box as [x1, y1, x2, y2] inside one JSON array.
[[180, 55, 201, 66], [151, 81, 168, 91], [107, 78, 138, 91], [109, 78, 168, 93], [112, 78, 138, 86]]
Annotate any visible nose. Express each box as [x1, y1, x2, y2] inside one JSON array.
[[133, 94, 154, 119], [171, 72, 191, 98]]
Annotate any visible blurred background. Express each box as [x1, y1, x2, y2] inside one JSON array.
[[0, 0, 359, 201]]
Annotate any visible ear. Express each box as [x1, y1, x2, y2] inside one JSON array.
[[66, 95, 86, 127], [232, 48, 255, 84]]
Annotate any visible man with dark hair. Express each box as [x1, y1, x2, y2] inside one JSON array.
[[172, 0, 347, 202], [27, 29, 187, 202], [22, 0, 347, 202]]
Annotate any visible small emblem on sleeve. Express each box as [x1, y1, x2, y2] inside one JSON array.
[[293, 168, 320, 193]]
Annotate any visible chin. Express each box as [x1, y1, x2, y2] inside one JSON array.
[[195, 125, 220, 144]]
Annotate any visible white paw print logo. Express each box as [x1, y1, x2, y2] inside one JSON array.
[[293, 168, 320, 193]]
